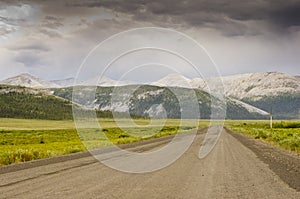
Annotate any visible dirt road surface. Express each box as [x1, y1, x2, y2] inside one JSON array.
[[1, 128, 299, 198]]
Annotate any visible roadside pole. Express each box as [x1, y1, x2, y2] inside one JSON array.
[[270, 107, 273, 129]]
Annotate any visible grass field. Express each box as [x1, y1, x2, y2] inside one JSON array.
[[225, 120, 300, 154], [2, 118, 298, 166], [0, 118, 76, 130], [0, 118, 210, 130], [0, 118, 209, 166]]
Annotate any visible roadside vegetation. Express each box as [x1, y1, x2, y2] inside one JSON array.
[[0, 118, 208, 166], [1, 118, 298, 166], [0, 129, 84, 165], [226, 120, 300, 154]]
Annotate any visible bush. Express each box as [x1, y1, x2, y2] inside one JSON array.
[[253, 129, 268, 139]]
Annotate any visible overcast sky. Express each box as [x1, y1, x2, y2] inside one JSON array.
[[0, 0, 299, 81]]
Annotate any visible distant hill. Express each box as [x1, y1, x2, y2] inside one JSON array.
[[0, 74, 132, 88], [0, 85, 73, 120], [0, 85, 138, 120], [243, 93, 300, 119], [0, 73, 59, 88]]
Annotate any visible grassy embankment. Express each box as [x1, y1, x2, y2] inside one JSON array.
[[226, 120, 300, 154], [0, 118, 209, 166]]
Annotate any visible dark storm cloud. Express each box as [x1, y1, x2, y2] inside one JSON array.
[[4, 0, 300, 31], [271, 3, 300, 27], [66, 0, 300, 35]]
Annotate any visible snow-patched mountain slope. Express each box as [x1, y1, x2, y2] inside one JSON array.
[[2, 72, 299, 100], [53, 85, 269, 119], [0, 74, 132, 88], [153, 72, 300, 100], [189, 72, 300, 100], [210, 72, 300, 100], [152, 74, 192, 88], [0, 73, 59, 88], [228, 98, 269, 115], [81, 76, 133, 87]]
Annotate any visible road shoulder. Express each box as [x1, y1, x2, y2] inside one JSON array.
[[225, 127, 300, 191]]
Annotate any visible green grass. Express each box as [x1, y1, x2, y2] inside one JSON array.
[[6, 118, 297, 165], [0, 118, 209, 130], [0, 118, 210, 166], [226, 120, 300, 153], [0, 118, 75, 130], [0, 129, 84, 165]]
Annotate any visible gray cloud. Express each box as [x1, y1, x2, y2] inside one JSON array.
[[42, 15, 64, 29], [1, 0, 299, 81], [0, 2, 40, 39], [65, 0, 300, 36], [3, 1, 300, 35], [39, 29, 62, 38], [14, 51, 44, 67], [9, 43, 50, 52], [271, 3, 300, 27]]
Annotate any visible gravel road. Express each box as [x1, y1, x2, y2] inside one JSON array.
[[1, 128, 299, 198]]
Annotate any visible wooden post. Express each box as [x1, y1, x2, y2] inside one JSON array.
[[270, 107, 273, 129]]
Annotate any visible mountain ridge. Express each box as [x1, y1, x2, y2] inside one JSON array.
[[0, 73, 59, 88], [1, 72, 299, 119], [0, 84, 269, 120], [52, 85, 269, 119], [1, 72, 299, 99]]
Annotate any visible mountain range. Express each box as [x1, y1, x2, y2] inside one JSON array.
[[1, 72, 299, 98], [0, 72, 299, 119], [0, 73, 129, 88]]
